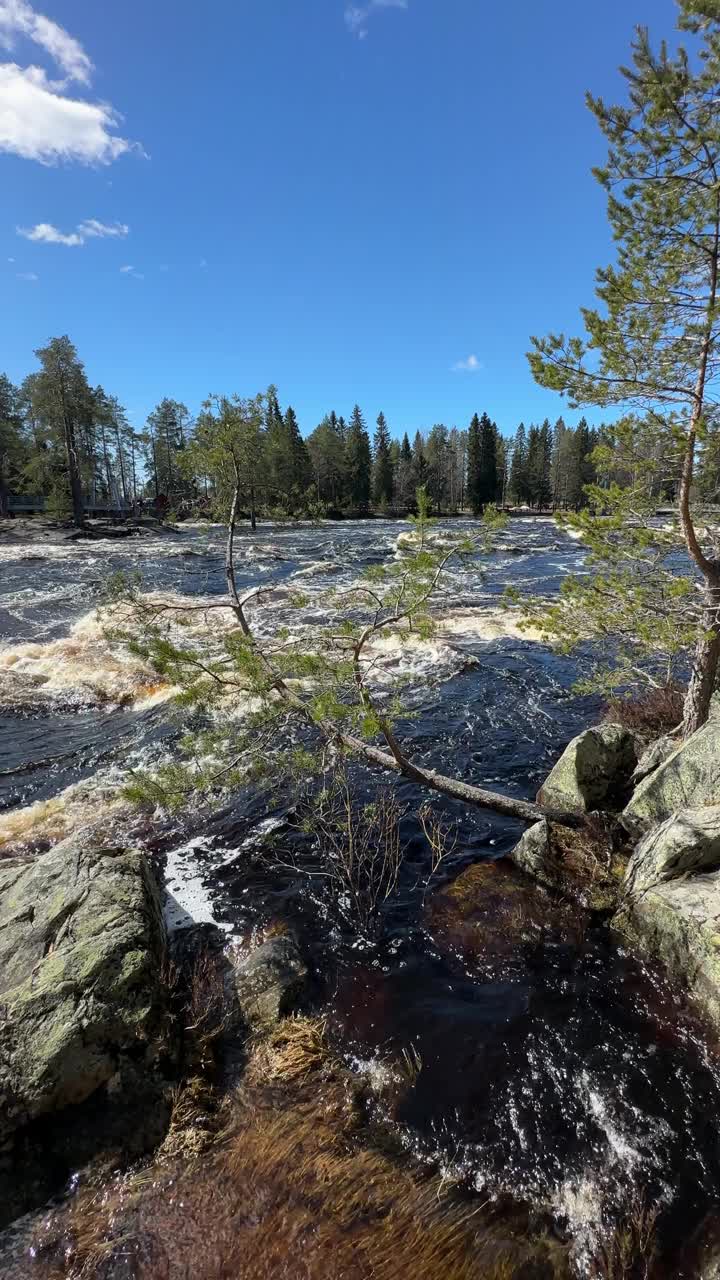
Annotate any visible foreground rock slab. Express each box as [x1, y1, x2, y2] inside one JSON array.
[[537, 723, 638, 814], [623, 721, 720, 834], [625, 807, 720, 896], [617, 870, 720, 1029], [0, 835, 167, 1145]]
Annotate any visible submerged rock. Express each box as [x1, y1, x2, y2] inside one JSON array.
[[625, 808, 720, 897], [231, 934, 308, 1030], [0, 835, 167, 1146], [623, 721, 720, 834], [537, 723, 638, 814], [617, 871, 720, 1029]]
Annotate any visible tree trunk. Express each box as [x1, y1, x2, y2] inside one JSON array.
[[250, 483, 257, 531], [682, 573, 720, 736], [62, 416, 85, 528]]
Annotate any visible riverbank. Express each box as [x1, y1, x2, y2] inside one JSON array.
[[2, 518, 720, 1277]]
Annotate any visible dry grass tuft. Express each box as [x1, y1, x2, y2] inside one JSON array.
[[604, 686, 684, 741], [248, 1015, 330, 1084]]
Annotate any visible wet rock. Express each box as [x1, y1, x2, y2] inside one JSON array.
[[510, 820, 553, 884], [231, 934, 308, 1030], [623, 721, 720, 834], [537, 723, 639, 814], [0, 834, 167, 1146], [616, 871, 720, 1029], [625, 808, 720, 896], [510, 818, 622, 911]]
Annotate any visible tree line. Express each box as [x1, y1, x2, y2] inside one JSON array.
[[0, 336, 613, 525]]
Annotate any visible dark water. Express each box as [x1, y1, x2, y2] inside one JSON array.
[[2, 517, 719, 1274]]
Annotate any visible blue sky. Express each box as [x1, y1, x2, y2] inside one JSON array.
[[1, 0, 680, 440]]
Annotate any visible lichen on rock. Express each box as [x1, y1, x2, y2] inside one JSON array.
[[537, 723, 639, 815]]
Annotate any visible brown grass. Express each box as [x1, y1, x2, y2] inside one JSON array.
[[593, 1194, 659, 1279], [247, 1015, 330, 1085], [603, 686, 684, 740], [28, 1044, 571, 1280]]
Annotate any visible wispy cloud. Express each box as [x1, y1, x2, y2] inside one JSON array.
[[120, 264, 143, 279], [345, 0, 408, 39], [17, 218, 129, 246], [16, 270, 38, 280], [0, 2, 142, 164], [0, 0, 92, 84], [452, 354, 483, 373], [78, 218, 128, 239]]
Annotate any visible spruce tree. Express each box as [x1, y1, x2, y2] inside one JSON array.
[[285, 406, 312, 500], [411, 430, 428, 492], [466, 413, 482, 514], [0, 375, 24, 518], [478, 412, 498, 510], [373, 411, 394, 506], [508, 423, 529, 505], [345, 405, 372, 509]]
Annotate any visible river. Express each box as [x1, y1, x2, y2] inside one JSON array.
[[1, 516, 720, 1278]]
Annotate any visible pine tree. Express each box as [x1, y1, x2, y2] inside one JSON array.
[[25, 337, 94, 527], [373, 411, 394, 507], [530, 0, 720, 733]]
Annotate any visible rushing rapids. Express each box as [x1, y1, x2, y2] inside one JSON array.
[[2, 516, 720, 1277]]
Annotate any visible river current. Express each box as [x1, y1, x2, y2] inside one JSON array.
[[1, 517, 720, 1277]]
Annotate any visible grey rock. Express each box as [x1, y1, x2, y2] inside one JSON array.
[[616, 870, 720, 1030], [231, 934, 308, 1030], [537, 723, 638, 814], [0, 835, 166, 1144], [631, 734, 677, 786], [623, 720, 720, 834], [509, 820, 553, 887], [625, 807, 720, 896]]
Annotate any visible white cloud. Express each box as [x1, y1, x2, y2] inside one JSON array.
[[345, 0, 408, 38], [0, 0, 92, 85], [119, 264, 133, 272], [17, 218, 129, 246], [0, 3, 142, 165], [18, 221, 82, 245], [452, 354, 482, 373], [120, 264, 143, 279], [16, 269, 37, 280], [78, 218, 128, 239], [0, 64, 137, 164]]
